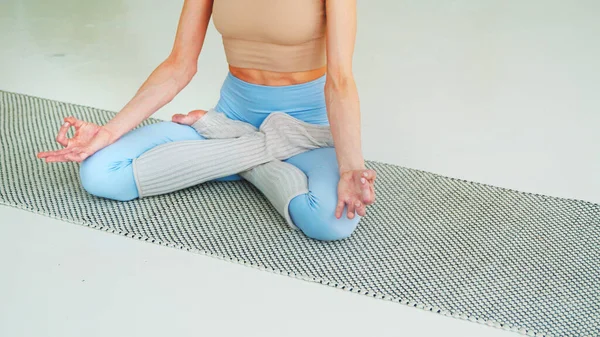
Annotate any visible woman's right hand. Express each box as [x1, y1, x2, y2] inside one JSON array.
[[37, 116, 114, 163]]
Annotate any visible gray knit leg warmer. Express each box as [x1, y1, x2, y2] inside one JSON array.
[[238, 161, 308, 229], [132, 110, 332, 228], [193, 109, 319, 228]]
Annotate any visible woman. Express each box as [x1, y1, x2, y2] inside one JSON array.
[[37, 0, 377, 241]]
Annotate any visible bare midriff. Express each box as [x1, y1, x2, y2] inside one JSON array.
[[228, 65, 327, 86]]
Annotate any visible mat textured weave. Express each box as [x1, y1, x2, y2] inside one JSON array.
[[1, 90, 599, 337]]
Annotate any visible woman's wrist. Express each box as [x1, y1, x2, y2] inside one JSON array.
[[101, 123, 124, 145], [338, 157, 366, 174]]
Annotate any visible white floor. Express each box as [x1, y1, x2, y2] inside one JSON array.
[[0, 1, 598, 336]]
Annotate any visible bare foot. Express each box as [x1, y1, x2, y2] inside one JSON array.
[[171, 110, 208, 126]]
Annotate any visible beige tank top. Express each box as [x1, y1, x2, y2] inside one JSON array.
[[212, 0, 327, 72]]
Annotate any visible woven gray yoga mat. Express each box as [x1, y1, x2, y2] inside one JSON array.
[[1, 90, 599, 337]]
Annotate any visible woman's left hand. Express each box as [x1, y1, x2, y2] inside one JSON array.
[[335, 169, 377, 219]]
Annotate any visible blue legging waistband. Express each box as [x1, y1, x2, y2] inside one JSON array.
[[214, 72, 329, 127]]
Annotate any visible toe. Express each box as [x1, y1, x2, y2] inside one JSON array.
[[172, 114, 186, 123]]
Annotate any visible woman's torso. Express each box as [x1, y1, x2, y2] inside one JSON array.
[[212, 0, 327, 86]]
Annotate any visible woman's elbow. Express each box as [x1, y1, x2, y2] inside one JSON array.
[[325, 68, 355, 93], [182, 62, 198, 81], [163, 56, 197, 85]]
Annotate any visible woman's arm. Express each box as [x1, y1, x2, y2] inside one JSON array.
[[38, 0, 214, 163], [324, 0, 363, 173], [325, 0, 376, 219], [103, 0, 214, 142]]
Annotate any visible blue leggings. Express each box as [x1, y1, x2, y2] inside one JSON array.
[[80, 73, 361, 241]]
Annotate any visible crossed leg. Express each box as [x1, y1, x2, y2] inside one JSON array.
[[80, 110, 361, 240]]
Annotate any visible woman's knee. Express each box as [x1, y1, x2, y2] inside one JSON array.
[[288, 190, 361, 241], [285, 147, 360, 241], [80, 147, 139, 201], [80, 121, 203, 201]]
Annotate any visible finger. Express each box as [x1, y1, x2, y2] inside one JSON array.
[[369, 184, 376, 203], [347, 199, 356, 219], [37, 150, 53, 159], [38, 147, 73, 159], [66, 148, 90, 162], [335, 199, 345, 219], [358, 176, 374, 204], [356, 204, 367, 216], [43, 148, 81, 162], [64, 116, 85, 129], [55, 121, 71, 147], [44, 154, 71, 163], [363, 182, 375, 205], [64, 152, 85, 163], [76, 149, 90, 161], [362, 169, 377, 182], [356, 201, 367, 217]]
